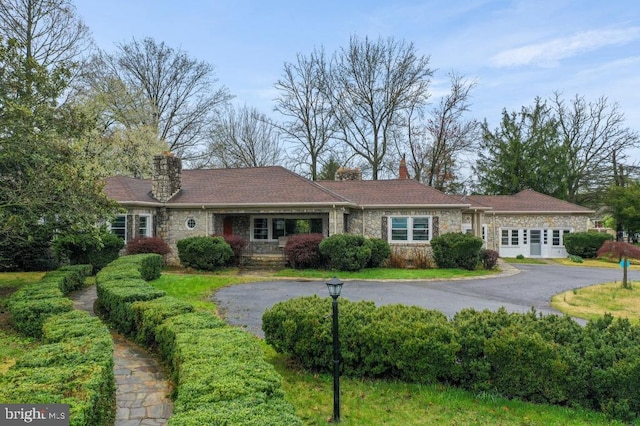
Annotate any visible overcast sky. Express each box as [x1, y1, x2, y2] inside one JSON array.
[[73, 0, 640, 160]]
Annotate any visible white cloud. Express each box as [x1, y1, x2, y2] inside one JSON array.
[[490, 27, 640, 68]]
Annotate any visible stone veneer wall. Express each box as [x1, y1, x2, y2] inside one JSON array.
[[484, 213, 592, 252], [345, 208, 463, 263]]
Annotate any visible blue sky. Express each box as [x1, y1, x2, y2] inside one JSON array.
[[74, 0, 639, 159]]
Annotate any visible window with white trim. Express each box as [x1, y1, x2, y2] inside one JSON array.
[[110, 215, 126, 240], [552, 229, 571, 246], [185, 218, 197, 230], [251, 216, 324, 241], [501, 229, 519, 246], [138, 215, 152, 237], [389, 216, 431, 242]]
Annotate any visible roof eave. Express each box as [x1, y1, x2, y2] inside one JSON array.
[[489, 210, 595, 214], [358, 203, 469, 209]]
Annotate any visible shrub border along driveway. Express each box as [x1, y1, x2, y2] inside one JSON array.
[[214, 263, 640, 337]]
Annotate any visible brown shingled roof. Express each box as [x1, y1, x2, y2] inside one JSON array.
[[319, 179, 467, 207], [105, 166, 351, 206], [467, 189, 594, 213]]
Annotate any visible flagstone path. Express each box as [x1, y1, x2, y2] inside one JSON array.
[[70, 286, 173, 426]]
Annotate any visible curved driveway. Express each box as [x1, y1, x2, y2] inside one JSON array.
[[213, 263, 640, 337]]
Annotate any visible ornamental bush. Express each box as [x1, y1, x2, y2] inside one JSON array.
[[212, 234, 248, 266], [284, 233, 324, 269], [125, 236, 171, 256], [481, 249, 499, 270], [177, 236, 233, 270], [431, 232, 483, 270], [368, 238, 391, 267], [319, 234, 372, 271], [563, 231, 613, 258]]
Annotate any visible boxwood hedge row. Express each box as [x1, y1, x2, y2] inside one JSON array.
[[1, 266, 115, 426], [96, 254, 302, 425], [264, 297, 640, 422]]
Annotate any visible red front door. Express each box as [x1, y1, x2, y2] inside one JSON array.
[[223, 217, 233, 236]]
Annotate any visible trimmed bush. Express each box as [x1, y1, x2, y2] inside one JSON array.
[[131, 296, 194, 346], [125, 236, 171, 256], [563, 231, 613, 258], [284, 233, 324, 269], [319, 234, 372, 271], [431, 232, 483, 270], [177, 236, 233, 271], [481, 249, 499, 269], [368, 238, 391, 267], [263, 297, 459, 383], [213, 234, 248, 266]]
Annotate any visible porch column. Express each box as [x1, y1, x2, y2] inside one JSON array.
[[329, 207, 345, 236]]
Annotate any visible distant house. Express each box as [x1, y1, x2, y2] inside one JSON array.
[[103, 153, 594, 265]]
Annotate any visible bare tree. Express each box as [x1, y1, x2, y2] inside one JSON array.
[[324, 35, 433, 179], [207, 105, 283, 168], [0, 0, 92, 67], [552, 92, 640, 204], [274, 48, 336, 180], [91, 37, 233, 162], [405, 73, 479, 191]]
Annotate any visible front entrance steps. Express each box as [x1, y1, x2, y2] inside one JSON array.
[[241, 254, 287, 270]]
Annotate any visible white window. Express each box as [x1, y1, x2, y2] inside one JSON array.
[[552, 229, 571, 246], [110, 215, 127, 240], [389, 216, 431, 243], [185, 218, 197, 230], [250, 216, 324, 241], [138, 215, 152, 237], [501, 229, 519, 246]]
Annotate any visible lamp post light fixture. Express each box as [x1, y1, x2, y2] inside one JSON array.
[[326, 276, 343, 423]]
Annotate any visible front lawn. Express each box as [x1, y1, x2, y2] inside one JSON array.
[[273, 267, 496, 280], [149, 271, 622, 425], [552, 281, 640, 322]]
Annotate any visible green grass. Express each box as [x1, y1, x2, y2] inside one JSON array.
[[502, 257, 548, 265], [273, 267, 496, 280], [264, 344, 620, 425], [552, 281, 640, 322], [150, 272, 257, 312]]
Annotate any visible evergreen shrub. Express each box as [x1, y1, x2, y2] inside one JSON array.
[[563, 231, 613, 258], [368, 238, 391, 267], [319, 234, 372, 271], [177, 236, 233, 270], [431, 232, 483, 270], [125, 236, 171, 256]]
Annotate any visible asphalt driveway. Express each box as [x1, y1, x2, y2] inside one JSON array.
[[213, 263, 640, 337]]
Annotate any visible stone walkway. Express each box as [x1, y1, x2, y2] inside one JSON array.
[[70, 286, 173, 426]]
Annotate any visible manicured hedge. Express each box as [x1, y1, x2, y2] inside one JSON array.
[[431, 232, 484, 270], [7, 265, 93, 337], [3, 265, 114, 425], [564, 231, 613, 258], [95, 254, 302, 425], [264, 298, 640, 422]]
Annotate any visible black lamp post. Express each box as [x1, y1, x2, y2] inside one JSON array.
[[326, 276, 343, 423]]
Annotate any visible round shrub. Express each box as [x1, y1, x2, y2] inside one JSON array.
[[125, 236, 171, 256], [481, 249, 499, 270], [177, 236, 233, 271], [368, 238, 391, 267], [319, 234, 372, 271], [284, 233, 324, 269], [431, 232, 483, 270], [563, 231, 613, 258], [212, 234, 248, 266]]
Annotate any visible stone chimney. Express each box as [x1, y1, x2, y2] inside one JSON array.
[[399, 155, 409, 179], [152, 152, 182, 202], [335, 166, 362, 181]]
